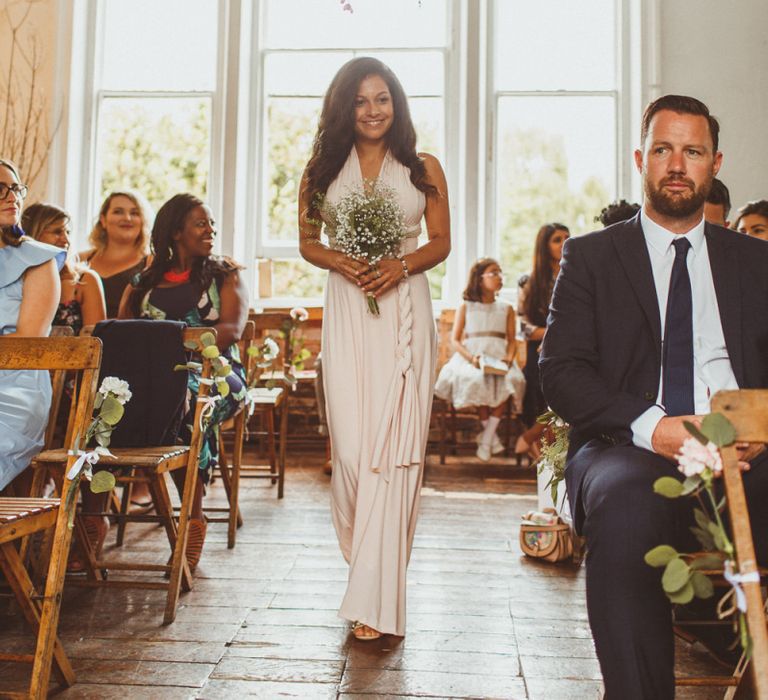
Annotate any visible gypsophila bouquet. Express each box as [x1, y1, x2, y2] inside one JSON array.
[[323, 180, 406, 315]]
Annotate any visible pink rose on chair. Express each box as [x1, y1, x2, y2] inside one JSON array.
[[676, 437, 723, 478]]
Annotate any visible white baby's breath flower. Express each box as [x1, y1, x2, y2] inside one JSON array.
[[676, 437, 723, 477], [99, 376, 132, 405]]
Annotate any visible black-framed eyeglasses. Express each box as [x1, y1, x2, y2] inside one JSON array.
[[0, 183, 29, 201]]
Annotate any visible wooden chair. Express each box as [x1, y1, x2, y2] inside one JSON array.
[[241, 311, 291, 499], [0, 336, 102, 699], [30, 327, 214, 625], [674, 389, 768, 697], [208, 319, 255, 548]]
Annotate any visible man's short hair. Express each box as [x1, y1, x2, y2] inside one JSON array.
[[596, 200, 641, 227], [640, 94, 720, 153], [706, 178, 731, 219]]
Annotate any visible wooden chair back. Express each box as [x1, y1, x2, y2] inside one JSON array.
[[44, 326, 75, 450], [0, 336, 102, 698], [248, 311, 294, 384], [436, 308, 455, 375], [709, 389, 768, 697]]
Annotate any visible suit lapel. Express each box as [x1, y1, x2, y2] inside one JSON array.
[[706, 225, 744, 385], [612, 215, 662, 350]]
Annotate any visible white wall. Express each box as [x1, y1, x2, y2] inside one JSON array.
[[659, 0, 768, 217]]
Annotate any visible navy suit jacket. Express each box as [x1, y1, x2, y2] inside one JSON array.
[[539, 213, 768, 525]]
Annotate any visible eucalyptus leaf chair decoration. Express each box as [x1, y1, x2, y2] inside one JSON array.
[[31, 322, 215, 625], [0, 335, 102, 699], [654, 389, 768, 697], [210, 319, 255, 548]]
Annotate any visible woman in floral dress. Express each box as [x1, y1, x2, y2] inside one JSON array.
[[120, 193, 248, 568]]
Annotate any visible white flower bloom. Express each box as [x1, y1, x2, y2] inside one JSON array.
[[290, 306, 309, 322], [262, 337, 280, 361], [676, 437, 723, 477], [99, 376, 132, 405]]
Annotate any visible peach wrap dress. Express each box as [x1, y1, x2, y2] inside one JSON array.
[[322, 148, 437, 636]]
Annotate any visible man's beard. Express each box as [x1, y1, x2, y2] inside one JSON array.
[[645, 175, 711, 218]]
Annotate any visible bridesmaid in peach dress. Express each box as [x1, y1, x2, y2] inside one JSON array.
[[298, 57, 450, 640]]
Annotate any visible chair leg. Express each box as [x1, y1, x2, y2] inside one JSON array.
[[278, 398, 288, 500], [439, 400, 447, 465], [116, 475, 133, 547], [0, 543, 76, 693], [266, 409, 278, 484], [149, 472, 193, 594], [450, 405, 458, 456], [164, 464, 197, 625], [228, 414, 245, 547]]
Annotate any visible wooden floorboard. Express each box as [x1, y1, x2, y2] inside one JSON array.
[[0, 450, 726, 698]]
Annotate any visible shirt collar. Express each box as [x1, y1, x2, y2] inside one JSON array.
[[640, 207, 706, 257]]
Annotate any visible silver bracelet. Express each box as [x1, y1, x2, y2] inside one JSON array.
[[398, 256, 410, 279]]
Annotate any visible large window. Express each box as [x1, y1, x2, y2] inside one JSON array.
[[492, 0, 619, 283], [60, 0, 641, 304], [258, 0, 449, 298], [92, 0, 219, 215]]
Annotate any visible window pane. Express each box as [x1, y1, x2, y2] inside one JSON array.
[[264, 98, 321, 243], [272, 259, 326, 298], [365, 51, 444, 96], [264, 0, 448, 50], [265, 52, 354, 96], [495, 1, 616, 91], [410, 97, 445, 162], [101, 0, 218, 91], [495, 96, 616, 282], [96, 96, 211, 213]]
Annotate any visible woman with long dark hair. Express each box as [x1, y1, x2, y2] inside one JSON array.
[[120, 193, 248, 569], [298, 57, 450, 641], [516, 223, 570, 457]]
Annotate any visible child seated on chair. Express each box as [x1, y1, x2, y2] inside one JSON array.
[[435, 258, 525, 461]]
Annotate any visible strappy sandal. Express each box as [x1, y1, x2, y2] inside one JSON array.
[[185, 518, 207, 571], [352, 622, 382, 641]]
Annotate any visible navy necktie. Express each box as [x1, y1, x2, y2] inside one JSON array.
[[662, 237, 694, 416]]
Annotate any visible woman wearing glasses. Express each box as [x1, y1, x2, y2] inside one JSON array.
[[435, 258, 525, 460], [0, 159, 65, 493]]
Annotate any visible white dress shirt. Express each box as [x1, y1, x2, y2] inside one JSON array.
[[630, 209, 739, 451]]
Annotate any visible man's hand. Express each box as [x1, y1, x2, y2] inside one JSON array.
[[651, 415, 704, 462], [652, 415, 763, 471]]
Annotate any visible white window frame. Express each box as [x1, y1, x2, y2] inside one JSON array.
[[48, 0, 658, 305]]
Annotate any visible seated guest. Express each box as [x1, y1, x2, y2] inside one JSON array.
[[596, 199, 640, 227], [515, 223, 569, 459], [703, 177, 731, 227], [734, 199, 768, 240], [435, 258, 525, 461], [119, 193, 248, 569], [22, 203, 106, 335], [540, 95, 768, 699], [80, 191, 152, 318], [0, 159, 64, 492]]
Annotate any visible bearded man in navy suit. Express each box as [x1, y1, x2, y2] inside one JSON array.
[[540, 94, 768, 699]]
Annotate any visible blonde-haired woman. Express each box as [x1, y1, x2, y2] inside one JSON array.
[[80, 191, 152, 318], [23, 203, 106, 335]]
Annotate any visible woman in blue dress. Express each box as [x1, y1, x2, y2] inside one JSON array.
[[119, 193, 248, 569], [0, 158, 65, 493]]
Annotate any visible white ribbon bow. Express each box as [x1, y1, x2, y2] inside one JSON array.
[[197, 394, 221, 430], [66, 449, 101, 480], [244, 387, 261, 417], [718, 559, 761, 616]]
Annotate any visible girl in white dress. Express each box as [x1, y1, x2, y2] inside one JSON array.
[[298, 57, 450, 641], [435, 258, 525, 461]]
